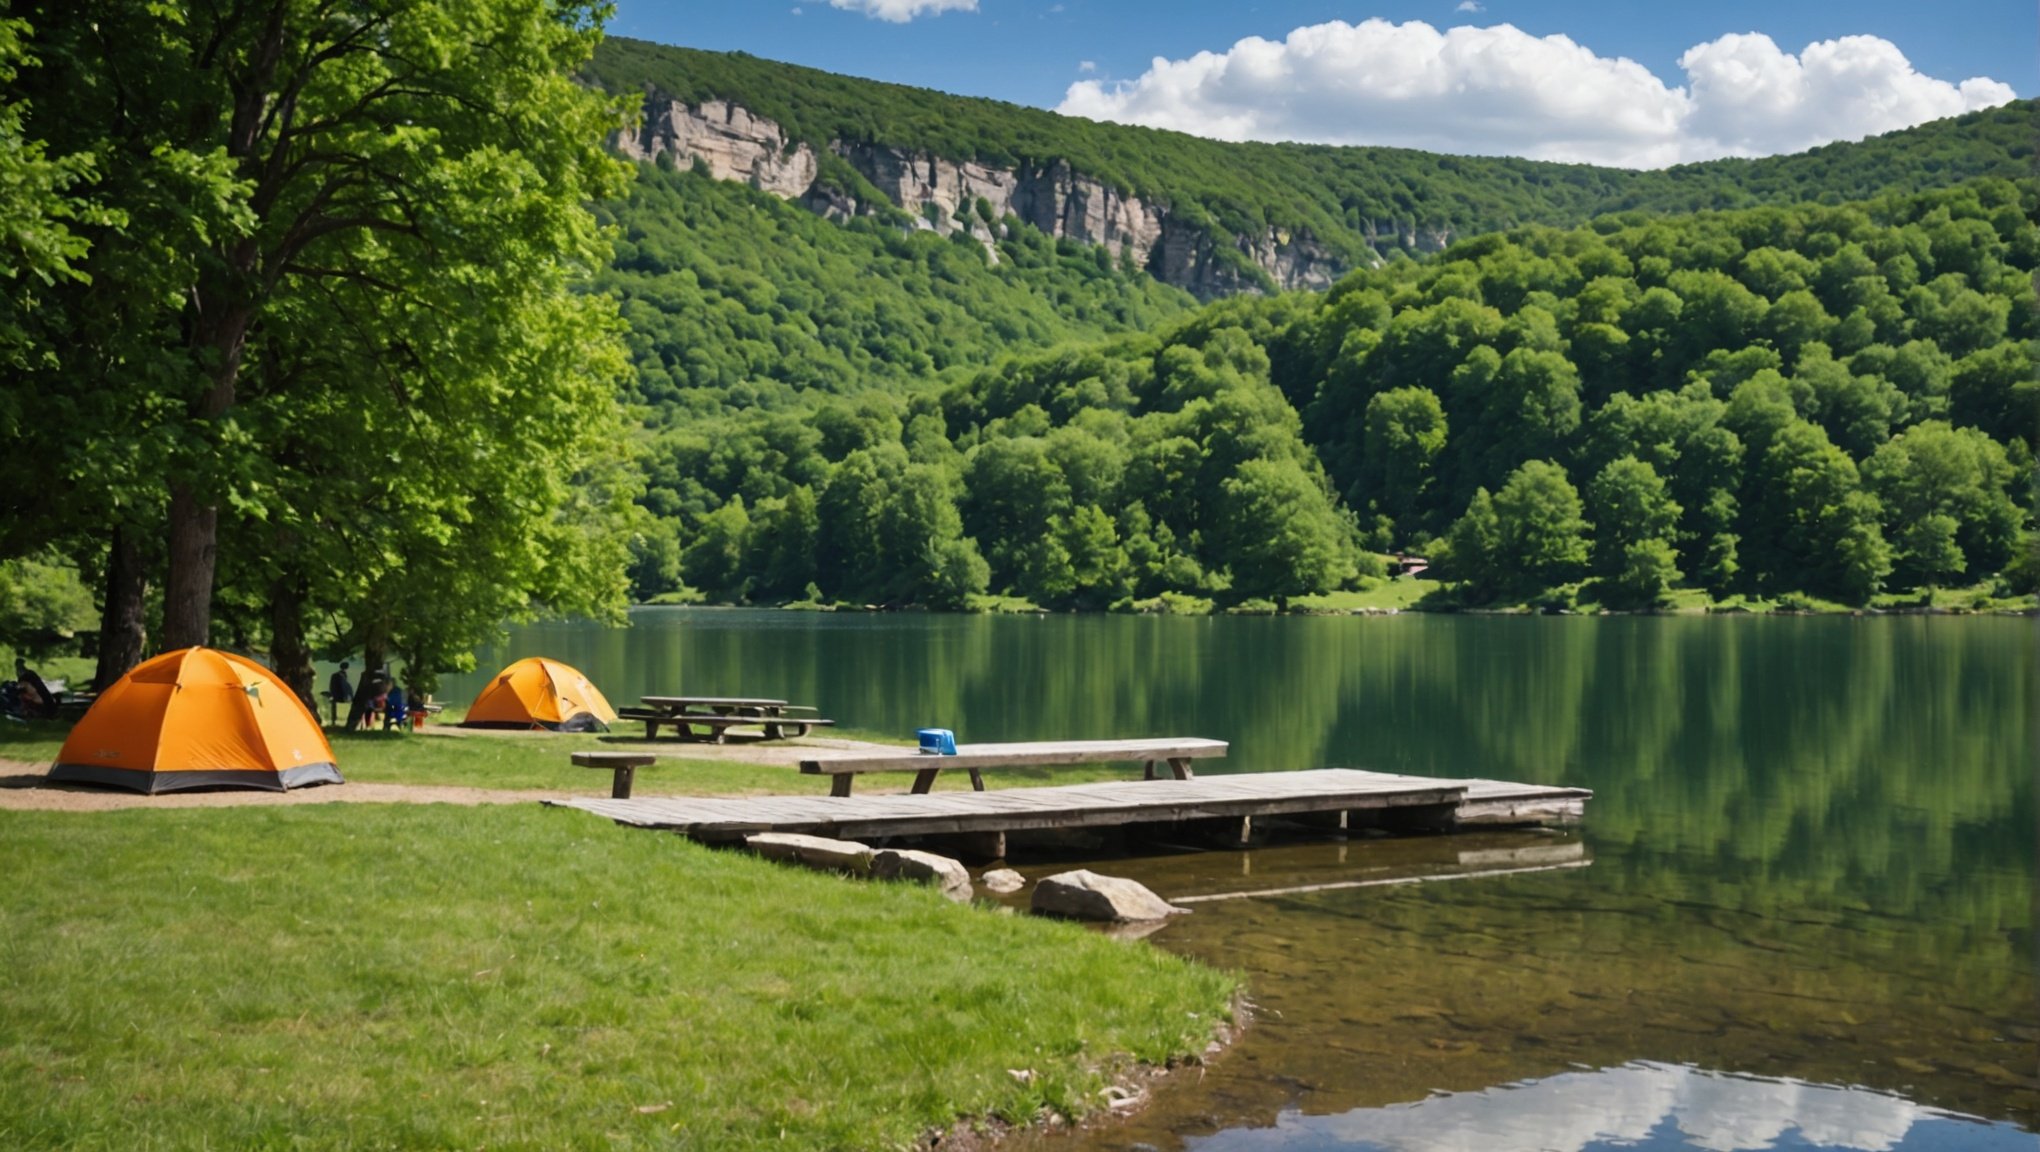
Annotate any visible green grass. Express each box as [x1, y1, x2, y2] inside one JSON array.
[[1289, 576, 1439, 614], [0, 651, 93, 689], [1, 717, 1166, 796], [967, 593, 1048, 614], [1866, 582, 2039, 613], [0, 804, 1235, 1150]]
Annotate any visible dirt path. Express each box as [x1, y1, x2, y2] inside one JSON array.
[[0, 760, 559, 812]]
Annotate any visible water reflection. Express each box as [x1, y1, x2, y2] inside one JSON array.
[[1191, 1063, 2032, 1152], [446, 612, 2037, 1147]]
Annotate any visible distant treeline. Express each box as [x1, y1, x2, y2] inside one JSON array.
[[626, 178, 2038, 610]]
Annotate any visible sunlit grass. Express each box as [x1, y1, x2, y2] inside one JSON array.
[[0, 804, 1234, 1150], [2, 716, 1165, 796], [1290, 576, 1439, 614]]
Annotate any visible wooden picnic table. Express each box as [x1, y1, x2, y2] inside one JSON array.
[[800, 737, 1229, 797], [640, 695, 801, 715], [623, 695, 832, 742]]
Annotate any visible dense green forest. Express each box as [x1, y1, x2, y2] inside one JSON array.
[[0, 3, 636, 689], [602, 160, 1194, 415], [624, 177, 2038, 611], [589, 38, 2038, 276]]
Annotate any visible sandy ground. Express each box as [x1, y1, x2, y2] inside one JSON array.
[[0, 735, 902, 812]]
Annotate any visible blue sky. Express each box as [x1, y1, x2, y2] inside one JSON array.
[[607, 1, 2033, 166], [611, 1, 2033, 109]]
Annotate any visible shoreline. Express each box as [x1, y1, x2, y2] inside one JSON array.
[[919, 992, 1249, 1151], [634, 598, 2040, 619]]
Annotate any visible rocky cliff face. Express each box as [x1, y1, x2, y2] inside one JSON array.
[[621, 90, 1351, 298], [619, 97, 819, 198]]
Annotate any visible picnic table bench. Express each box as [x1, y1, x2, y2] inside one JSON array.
[[799, 737, 1229, 797], [619, 695, 833, 743]]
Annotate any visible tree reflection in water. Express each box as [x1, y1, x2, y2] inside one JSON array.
[[448, 612, 2036, 1148]]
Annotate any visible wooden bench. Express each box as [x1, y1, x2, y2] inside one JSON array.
[[573, 751, 658, 799], [799, 738, 1228, 797]]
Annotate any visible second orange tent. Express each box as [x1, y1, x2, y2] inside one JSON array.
[[459, 657, 617, 732]]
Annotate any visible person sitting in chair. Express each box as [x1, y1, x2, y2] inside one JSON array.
[[383, 680, 408, 731], [326, 661, 353, 727], [15, 658, 57, 719]]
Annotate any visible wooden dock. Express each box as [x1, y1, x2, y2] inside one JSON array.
[[552, 768, 1589, 848]]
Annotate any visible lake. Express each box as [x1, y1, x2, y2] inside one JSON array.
[[443, 609, 2037, 1150]]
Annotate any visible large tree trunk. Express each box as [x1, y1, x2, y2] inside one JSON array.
[[94, 525, 149, 689], [159, 4, 285, 651], [160, 298, 257, 651], [268, 569, 315, 708], [160, 482, 220, 650]]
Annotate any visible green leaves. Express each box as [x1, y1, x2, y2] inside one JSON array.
[[1, 1, 639, 677]]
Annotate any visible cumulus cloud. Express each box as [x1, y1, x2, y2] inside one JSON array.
[[826, 0, 976, 22], [1055, 19, 2016, 167], [1455, 1, 1484, 12]]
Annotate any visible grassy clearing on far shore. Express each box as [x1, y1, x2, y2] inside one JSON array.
[[1290, 576, 1439, 614], [0, 805, 1234, 1151]]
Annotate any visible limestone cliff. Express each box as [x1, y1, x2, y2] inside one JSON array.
[[619, 90, 1366, 298]]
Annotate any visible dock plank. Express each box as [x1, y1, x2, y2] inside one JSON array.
[[552, 769, 1589, 840], [800, 738, 1228, 776]]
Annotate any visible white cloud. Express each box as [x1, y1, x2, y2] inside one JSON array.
[[1078, 59, 1097, 73], [826, 0, 976, 22], [1055, 19, 2016, 167], [1455, 1, 1484, 13]]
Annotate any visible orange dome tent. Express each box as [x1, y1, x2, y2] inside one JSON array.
[[459, 657, 616, 732], [49, 648, 342, 793]]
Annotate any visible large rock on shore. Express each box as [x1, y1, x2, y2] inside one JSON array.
[[872, 848, 974, 902], [1032, 870, 1186, 922], [981, 868, 1026, 894], [743, 832, 876, 875]]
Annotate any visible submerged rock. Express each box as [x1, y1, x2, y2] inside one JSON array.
[[981, 867, 1026, 894], [1032, 869, 1186, 922], [871, 848, 974, 902], [743, 832, 875, 875]]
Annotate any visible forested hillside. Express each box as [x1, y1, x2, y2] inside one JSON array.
[[601, 161, 1193, 416], [580, 40, 2038, 612], [627, 178, 2038, 611], [589, 38, 2037, 274]]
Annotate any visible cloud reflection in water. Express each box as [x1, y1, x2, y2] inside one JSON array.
[[1187, 1062, 2032, 1152]]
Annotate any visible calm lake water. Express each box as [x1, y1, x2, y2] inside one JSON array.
[[444, 609, 2037, 1151]]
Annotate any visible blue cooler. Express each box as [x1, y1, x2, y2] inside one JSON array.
[[916, 728, 958, 756]]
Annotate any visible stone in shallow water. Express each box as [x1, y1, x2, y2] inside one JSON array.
[[981, 868, 1026, 894], [1032, 869, 1186, 922], [871, 848, 973, 901], [742, 832, 875, 875]]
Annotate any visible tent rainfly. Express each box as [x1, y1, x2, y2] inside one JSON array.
[[459, 657, 617, 732], [49, 647, 343, 794]]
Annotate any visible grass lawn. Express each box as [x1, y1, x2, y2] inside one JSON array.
[[0, 804, 1235, 1150], [2, 716, 1143, 797], [1289, 576, 1439, 614]]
